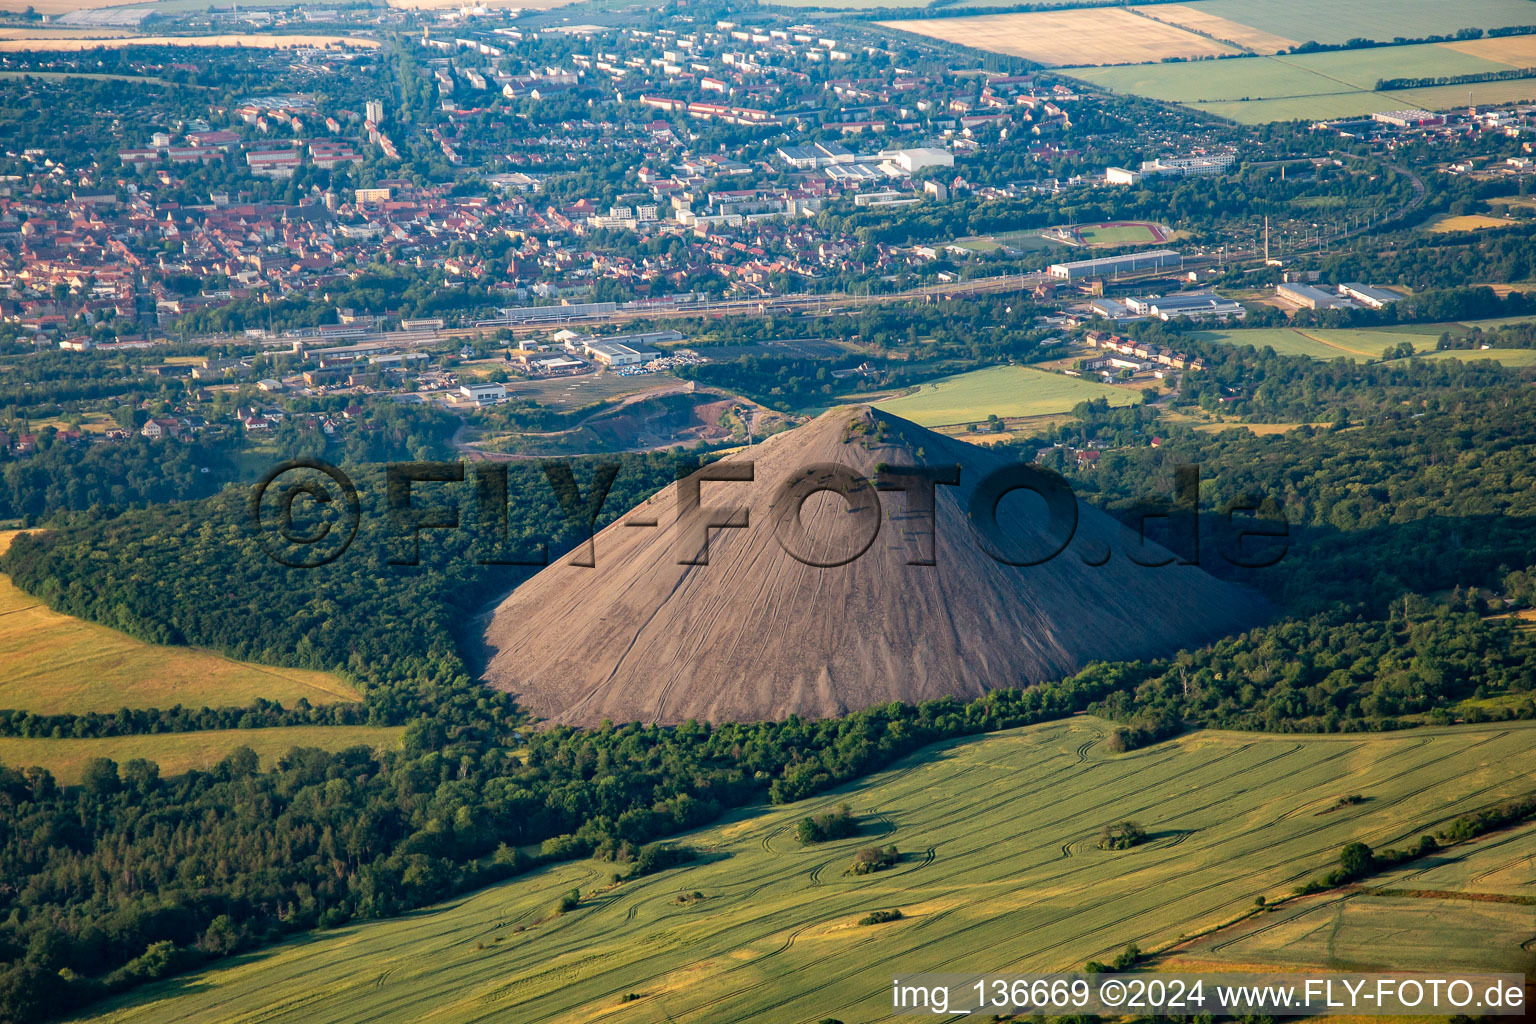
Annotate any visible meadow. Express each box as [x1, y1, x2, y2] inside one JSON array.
[[874, 364, 1139, 426], [878, 9, 1236, 67], [0, 531, 360, 714], [0, 726, 404, 783], [77, 718, 1536, 1024], [1061, 41, 1536, 123]]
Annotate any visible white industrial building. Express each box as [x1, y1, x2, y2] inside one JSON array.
[[1140, 154, 1234, 177], [458, 382, 508, 404], [1337, 282, 1403, 309], [1125, 291, 1246, 321]]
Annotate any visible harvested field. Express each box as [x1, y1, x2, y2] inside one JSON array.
[[1135, 4, 1298, 54], [388, 0, 574, 7], [1429, 214, 1518, 233], [878, 9, 1238, 67], [1443, 34, 1536, 64], [0, 33, 378, 51]]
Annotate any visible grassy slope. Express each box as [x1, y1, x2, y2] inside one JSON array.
[[873, 365, 1139, 426], [0, 726, 405, 783], [0, 532, 360, 715], [79, 718, 1536, 1024]]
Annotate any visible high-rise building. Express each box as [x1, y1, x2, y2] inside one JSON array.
[[365, 99, 384, 125]]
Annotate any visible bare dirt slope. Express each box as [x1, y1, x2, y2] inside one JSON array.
[[482, 406, 1267, 725]]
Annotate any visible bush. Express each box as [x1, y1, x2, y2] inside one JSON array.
[[846, 845, 899, 876], [1096, 821, 1148, 850], [857, 909, 904, 926], [796, 803, 859, 844]]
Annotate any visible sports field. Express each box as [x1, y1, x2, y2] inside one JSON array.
[[1062, 40, 1536, 123], [0, 531, 359, 714], [1074, 221, 1167, 246], [0, 726, 405, 784], [874, 365, 1139, 426], [879, 9, 1237, 67], [77, 719, 1536, 1024]]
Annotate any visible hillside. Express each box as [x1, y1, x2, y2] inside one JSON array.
[[0, 530, 360, 715], [77, 719, 1536, 1024], [481, 406, 1268, 725]]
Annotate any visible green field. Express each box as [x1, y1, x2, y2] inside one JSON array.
[[1413, 348, 1536, 366], [78, 719, 1536, 1024], [1193, 0, 1536, 47], [1077, 223, 1162, 245], [0, 726, 405, 783], [1192, 325, 1449, 360], [0, 532, 360, 714], [874, 365, 1139, 426], [1063, 42, 1536, 124], [1176, 820, 1536, 973]]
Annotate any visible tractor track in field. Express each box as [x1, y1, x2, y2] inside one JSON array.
[[455, 728, 1533, 1024], [718, 734, 1529, 1023]]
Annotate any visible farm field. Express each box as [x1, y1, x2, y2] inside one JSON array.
[[1189, 0, 1536, 48], [0, 531, 360, 714], [1061, 41, 1536, 123], [1135, 4, 1298, 53], [873, 364, 1139, 426], [1190, 326, 1439, 360], [878, 9, 1237, 67], [77, 719, 1536, 1024], [1429, 214, 1518, 233], [0, 726, 405, 784], [944, 230, 1064, 254], [1173, 820, 1536, 973], [1412, 348, 1536, 366], [0, 33, 379, 51]]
